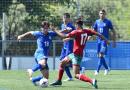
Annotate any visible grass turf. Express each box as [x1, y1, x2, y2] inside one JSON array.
[[0, 70, 130, 90]]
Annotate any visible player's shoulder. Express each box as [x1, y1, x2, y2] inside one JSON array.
[[104, 18, 112, 22], [31, 31, 40, 34], [96, 19, 100, 22]]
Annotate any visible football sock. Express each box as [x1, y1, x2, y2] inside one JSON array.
[[102, 57, 108, 69], [32, 75, 43, 83], [65, 66, 72, 79], [97, 58, 103, 72], [32, 64, 42, 72], [58, 65, 64, 81], [76, 74, 92, 83]]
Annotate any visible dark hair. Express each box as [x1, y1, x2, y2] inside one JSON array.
[[75, 18, 83, 26], [63, 13, 70, 18], [41, 21, 50, 27], [100, 9, 106, 14]]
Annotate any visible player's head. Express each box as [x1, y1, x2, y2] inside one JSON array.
[[75, 18, 83, 30], [99, 9, 106, 19], [63, 13, 70, 23], [41, 21, 50, 34]]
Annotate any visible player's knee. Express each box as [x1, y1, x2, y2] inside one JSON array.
[[59, 62, 65, 68], [40, 64, 49, 71]]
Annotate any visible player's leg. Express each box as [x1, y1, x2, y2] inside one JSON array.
[[27, 59, 43, 79], [38, 58, 49, 79], [64, 62, 73, 81], [50, 56, 71, 86], [100, 42, 109, 75], [72, 55, 98, 89], [27, 53, 44, 79], [31, 75, 43, 86], [30, 58, 49, 85], [95, 43, 102, 75], [72, 55, 92, 83], [60, 48, 73, 81]]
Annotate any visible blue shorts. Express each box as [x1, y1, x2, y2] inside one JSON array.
[[34, 52, 49, 70], [34, 50, 48, 63], [97, 41, 107, 55]]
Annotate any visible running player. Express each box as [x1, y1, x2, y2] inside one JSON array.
[[17, 21, 56, 85], [50, 19, 109, 89]]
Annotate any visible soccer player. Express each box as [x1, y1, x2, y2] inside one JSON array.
[[93, 9, 116, 75], [17, 21, 56, 85], [59, 13, 75, 81], [50, 19, 109, 89]]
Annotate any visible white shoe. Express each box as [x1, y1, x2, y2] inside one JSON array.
[[27, 69, 33, 79], [63, 78, 73, 82], [104, 69, 109, 75], [94, 71, 98, 75]]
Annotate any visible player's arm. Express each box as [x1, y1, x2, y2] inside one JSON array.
[[61, 27, 73, 33], [91, 30, 110, 45], [110, 29, 116, 47], [17, 31, 33, 41], [62, 37, 74, 42], [52, 29, 67, 38]]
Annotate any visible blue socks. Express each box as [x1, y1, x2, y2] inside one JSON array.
[[32, 75, 43, 83], [97, 57, 108, 72], [32, 64, 42, 72], [65, 66, 72, 79]]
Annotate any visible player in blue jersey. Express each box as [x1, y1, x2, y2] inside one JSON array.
[[17, 21, 56, 85], [93, 9, 116, 75], [60, 13, 75, 81]]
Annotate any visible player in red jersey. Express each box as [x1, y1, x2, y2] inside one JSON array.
[[50, 19, 109, 89]]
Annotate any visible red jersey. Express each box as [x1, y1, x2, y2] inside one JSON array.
[[67, 29, 97, 56]]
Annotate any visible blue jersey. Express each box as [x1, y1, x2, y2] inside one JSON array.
[[31, 31, 56, 59], [60, 22, 75, 60], [93, 18, 113, 54], [93, 18, 113, 43]]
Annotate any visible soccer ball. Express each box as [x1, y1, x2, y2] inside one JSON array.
[[39, 78, 48, 87]]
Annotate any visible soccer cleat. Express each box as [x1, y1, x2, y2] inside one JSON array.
[[50, 80, 62, 86], [94, 71, 99, 75], [27, 69, 33, 79], [92, 79, 98, 89], [104, 69, 109, 75], [63, 78, 73, 82]]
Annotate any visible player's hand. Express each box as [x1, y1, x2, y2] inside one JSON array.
[[106, 40, 110, 45], [66, 27, 72, 31], [17, 35, 22, 41]]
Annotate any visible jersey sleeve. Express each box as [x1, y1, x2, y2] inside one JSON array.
[[49, 31, 57, 37], [87, 29, 98, 36], [30, 31, 40, 37]]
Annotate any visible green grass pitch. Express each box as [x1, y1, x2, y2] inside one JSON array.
[[0, 70, 130, 90]]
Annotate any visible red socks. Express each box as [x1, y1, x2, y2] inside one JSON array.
[[58, 65, 64, 81], [76, 74, 92, 83]]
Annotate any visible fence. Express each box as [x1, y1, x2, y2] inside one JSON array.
[[0, 40, 130, 70]]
